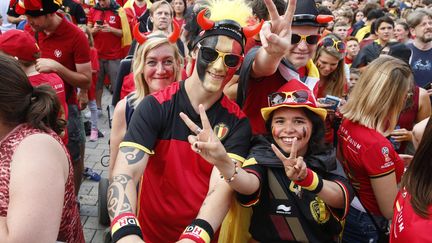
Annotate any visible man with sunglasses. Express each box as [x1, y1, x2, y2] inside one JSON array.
[[237, 0, 332, 135], [107, 0, 259, 242]]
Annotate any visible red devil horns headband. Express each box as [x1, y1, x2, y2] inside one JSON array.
[[133, 21, 181, 45], [196, 9, 263, 39]]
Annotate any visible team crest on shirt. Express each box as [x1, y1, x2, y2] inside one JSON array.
[[381, 146, 391, 162], [54, 49, 62, 58], [109, 16, 116, 24], [213, 123, 229, 141], [310, 197, 330, 224]]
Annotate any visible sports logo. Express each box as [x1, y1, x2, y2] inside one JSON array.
[[276, 204, 292, 215], [213, 123, 229, 141], [310, 197, 330, 224], [54, 49, 62, 58]]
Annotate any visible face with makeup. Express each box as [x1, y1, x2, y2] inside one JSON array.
[[193, 35, 243, 93], [271, 107, 313, 157], [144, 43, 178, 93]]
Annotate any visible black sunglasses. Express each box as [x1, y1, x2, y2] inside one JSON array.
[[197, 43, 243, 68], [291, 34, 321, 45]]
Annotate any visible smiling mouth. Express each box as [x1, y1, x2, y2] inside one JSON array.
[[280, 137, 299, 145], [208, 72, 225, 80]]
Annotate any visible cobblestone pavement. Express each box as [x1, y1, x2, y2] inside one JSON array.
[[79, 90, 112, 243]]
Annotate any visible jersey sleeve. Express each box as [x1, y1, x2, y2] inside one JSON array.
[[361, 141, 399, 179], [323, 172, 354, 221], [223, 117, 252, 162], [122, 95, 163, 154], [236, 157, 265, 207]]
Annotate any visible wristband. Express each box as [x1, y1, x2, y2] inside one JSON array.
[[220, 159, 238, 183], [111, 213, 143, 243], [179, 219, 214, 243], [294, 168, 324, 194]]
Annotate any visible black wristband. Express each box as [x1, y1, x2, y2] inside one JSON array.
[[309, 175, 324, 194], [192, 218, 214, 240], [112, 225, 143, 243]]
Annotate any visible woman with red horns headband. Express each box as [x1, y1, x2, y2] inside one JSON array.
[[107, 0, 261, 242]]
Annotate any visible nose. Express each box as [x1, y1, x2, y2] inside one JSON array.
[[296, 39, 308, 50], [212, 55, 226, 70], [156, 62, 166, 73]]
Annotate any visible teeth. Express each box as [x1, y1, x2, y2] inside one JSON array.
[[282, 137, 295, 142]]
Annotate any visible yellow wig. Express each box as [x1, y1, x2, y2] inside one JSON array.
[[206, 0, 252, 27]]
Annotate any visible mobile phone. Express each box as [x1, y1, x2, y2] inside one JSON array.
[[422, 82, 432, 90], [96, 20, 103, 25], [324, 95, 341, 111]]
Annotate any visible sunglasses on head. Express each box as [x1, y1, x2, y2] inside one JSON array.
[[268, 90, 310, 107], [291, 34, 321, 45], [320, 38, 346, 52], [197, 43, 243, 68]]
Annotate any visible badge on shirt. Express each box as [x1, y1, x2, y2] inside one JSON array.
[[213, 123, 229, 141]]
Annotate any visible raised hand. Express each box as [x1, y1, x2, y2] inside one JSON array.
[[179, 104, 229, 166], [271, 138, 308, 181], [259, 0, 297, 56]]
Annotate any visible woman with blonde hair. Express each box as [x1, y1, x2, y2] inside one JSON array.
[[109, 28, 183, 178], [338, 56, 413, 242]]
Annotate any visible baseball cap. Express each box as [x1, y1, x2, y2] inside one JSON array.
[[0, 30, 40, 62]]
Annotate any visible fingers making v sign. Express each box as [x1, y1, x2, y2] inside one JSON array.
[[259, 0, 297, 56], [271, 137, 308, 181], [179, 104, 229, 166]]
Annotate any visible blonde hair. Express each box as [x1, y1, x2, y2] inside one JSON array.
[[206, 0, 251, 26], [341, 56, 412, 136], [130, 34, 183, 108]]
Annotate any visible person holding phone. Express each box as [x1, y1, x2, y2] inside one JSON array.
[[181, 81, 353, 242]]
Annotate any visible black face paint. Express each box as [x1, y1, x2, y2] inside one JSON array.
[[196, 36, 218, 83], [302, 126, 307, 138]]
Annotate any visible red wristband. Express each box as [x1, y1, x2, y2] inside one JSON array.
[[294, 168, 323, 193]]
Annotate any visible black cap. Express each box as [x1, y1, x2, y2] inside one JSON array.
[[293, 0, 328, 27]]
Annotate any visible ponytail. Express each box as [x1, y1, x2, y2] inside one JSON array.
[[26, 85, 66, 135]]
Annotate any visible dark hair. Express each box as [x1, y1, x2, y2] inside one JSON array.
[[374, 15, 395, 32], [251, 0, 286, 20], [395, 20, 411, 38], [265, 107, 326, 155], [0, 54, 65, 134], [401, 116, 432, 218], [366, 9, 385, 21]]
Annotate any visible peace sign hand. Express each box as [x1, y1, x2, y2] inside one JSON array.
[[259, 0, 297, 56], [179, 104, 229, 166], [271, 138, 308, 181]]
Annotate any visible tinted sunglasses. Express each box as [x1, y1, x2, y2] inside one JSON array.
[[268, 90, 310, 107], [197, 43, 243, 68], [320, 38, 346, 52], [291, 34, 321, 45]]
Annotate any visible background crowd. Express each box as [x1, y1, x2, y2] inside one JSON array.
[[0, 0, 431, 242]]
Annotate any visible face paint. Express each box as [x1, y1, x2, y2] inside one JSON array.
[[194, 35, 243, 92], [302, 126, 307, 139]]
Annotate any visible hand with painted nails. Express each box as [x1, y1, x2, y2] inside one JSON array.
[[179, 104, 229, 166], [271, 137, 308, 181], [259, 0, 297, 56]]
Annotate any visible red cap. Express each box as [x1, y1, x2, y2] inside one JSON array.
[[0, 30, 40, 62]]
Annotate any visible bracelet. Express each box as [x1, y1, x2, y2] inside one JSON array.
[[179, 219, 214, 243], [111, 213, 143, 242], [220, 159, 238, 183], [294, 168, 324, 194]]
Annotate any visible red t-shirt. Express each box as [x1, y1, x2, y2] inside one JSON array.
[[173, 17, 185, 29], [88, 47, 99, 100], [88, 8, 124, 60], [337, 119, 404, 216], [133, 1, 147, 18], [28, 72, 69, 145], [27, 15, 91, 105], [391, 189, 432, 243]]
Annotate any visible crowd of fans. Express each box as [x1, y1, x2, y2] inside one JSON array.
[[0, 0, 431, 242]]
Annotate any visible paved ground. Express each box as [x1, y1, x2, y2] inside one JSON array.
[[79, 90, 112, 243]]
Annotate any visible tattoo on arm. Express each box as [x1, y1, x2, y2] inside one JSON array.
[[108, 174, 133, 219], [120, 147, 145, 165]]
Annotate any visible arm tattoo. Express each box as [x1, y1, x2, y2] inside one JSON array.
[[120, 147, 145, 165], [108, 174, 133, 219]]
